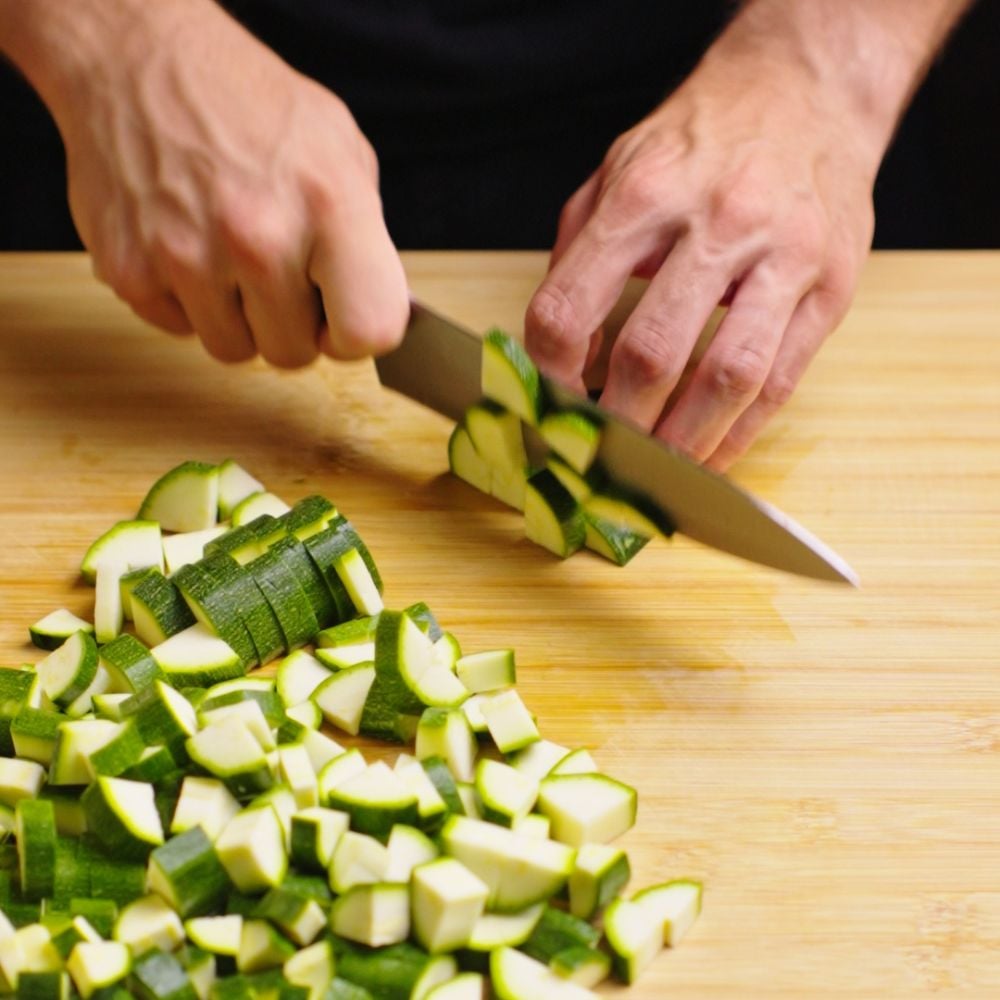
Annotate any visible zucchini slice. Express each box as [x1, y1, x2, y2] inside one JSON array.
[[479, 689, 539, 754], [131, 570, 197, 648], [82, 776, 164, 861], [524, 469, 585, 558], [481, 329, 545, 427], [329, 883, 410, 948], [35, 630, 98, 709], [147, 826, 230, 917], [162, 526, 229, 576], [312, 663, 376, 737], [489, 947, 598, 1000], [567, 843, 630, 920], [112, 894, 185, 957], [138, 461, 220, 533], [455, 649, 515, 693], [214, 807, 287, 894], [536, 773, 637, 846], [66, 940, 132, 998], [170, 776, 241, 842], [81, 520, 164, 586], [28, 610, 94, 652], [231, 491, 290, 527], [326, 761, 418, 838], [447, 425, 491, 495], [216, 460, 265, 520], [538, 411, 601, 474], [151, 623, 244, 688], [415, 707, 478, 783], [474, 759, 538, 828], [411, 857, 488, 954]]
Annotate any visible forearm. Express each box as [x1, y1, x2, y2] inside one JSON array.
[[710, 0, 975, 155], [0, 0, 202, 122]]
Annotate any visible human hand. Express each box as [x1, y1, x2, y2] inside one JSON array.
[[525, 12, 891, 469], [27, 0, 408, 366]]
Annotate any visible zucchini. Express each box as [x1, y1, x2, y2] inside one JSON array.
[[455, 649, 515, 694], [98, 634, 164, 694], [582, 513, 649, 567], [288, 807, 349, 873], [424, 974, 484, 999], [545, 456, 592, 502], [66, 940, 131, 998], [28, 610, 94, 652], [131, 570, 197, 648], [538, 411, 601, 474], [49, 719, 121, 785], [276, 745, 317, 810], [411, 857, 488, 954], [169, 777, 241, 841], [81, 776, 164, 860], [524, 469, 585, 558], [120, 680, 198, 757], [335, 942, 455, 1000], [214, 807, 287, 893], [265, 536, 339, 626], [276, 496, 339, 542], [415, 708, 477, 783], [129, 948, 199, 1000], [549, 749, 597, 776], [35, 631, 98, 710], [81, 520, 164, 586], [312, 664, 376, 737], [489, 947, 598, 1000], [120, 566, 158, 622], [137, 461, 220, 533], [447, 425, 490, 495], [479, 689, 539, 754], [465, 903, 544, 952], [384, 824, 438, 883], [185, 718, 274, 799], [216, 461, 265, 520], [231, 492, 290, 527], [10, 708, 63, 766], [147, 827, 231, 917], [507, 740, 570, 781], [328, 831, 390, 895], [252, 887, 325, 947], [481, 329, 545, 427], [519, 906, 600, 964], [183, 915, 242, 957], [282, 938, 335, 997], [162, 527, 229, 576], [329, 883, 410, 948], [88, 719, 147, 778], [474, 759, 538, 828], [440, 816, 574, 913], [275, 649, 331, 708], [326, 761, 418, 839], [113, 894, 185, 956], [16, 799, 57, 901], [567, 843, 630, 920], [151, 624, 244, 688], [465, 401, 529, 475], [392, 756, 448, 833], [536, 773, 636, 846], [316, 616, 378, 649], [245, 547, 318, 652], [631, 880, 702, 947], [0, 758, 46, 807]]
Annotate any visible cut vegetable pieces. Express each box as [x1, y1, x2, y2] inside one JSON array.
[[447, 425, 491, 494], [490, 947, 598, 1000], [329, 831, 391, 894], [131, 570, 197, 648], [411, 857, 488, 954], [538, 411, 601, 474], [162, 526, 229, 576], [481, 329, 545, 427], [583, 514, 649, 567], [475, 759, 538, 828], [82, 776, 164, 861], [327, 761, 418, 838], [81, 520, 164, 586], [330, 883, 410, 948], [99, 634, 164, 694], [231, 491, 290, 527], [184, 915, 242, 957], [416, 708, 477, 783], [632, 880, 702, 947], [384, 824, 439, 883], [138, 461, 220, 533], [217, 461, 265, 520], [537, 773, 637, 847], [465, 401, 528, 474], [147, 827, 230, 917], [35, 631, 98, 710], [567, 844, 630, 920], [113, 894, 185, 956], [524, 470, 585, 558], [66, 940, 131, 998], [508, 740, 570, 782], [456, 649, 514, 693], [28, 610, 94, 652], [151, 624, 244, 688], [312, 664, 375, 737], [479, 690, 539, 754], [170, 776, 241, 841], [289, 807, 348, 873], [214, 807, 287, 893]]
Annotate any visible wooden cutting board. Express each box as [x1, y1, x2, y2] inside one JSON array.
[[0, 251, 998, 997]]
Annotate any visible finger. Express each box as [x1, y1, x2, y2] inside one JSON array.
[[223, 208, 324, 369], [549, 173, 600, 269], [705, 290, 833, 471], [309, 191, 408, 361], [655, 260, 814, 460], [173, 279, 257, 363], [597, 237, 733, 431], [130, 293, 194, 335], [525, 212, 652, 390], [237, 269, 323, 369]]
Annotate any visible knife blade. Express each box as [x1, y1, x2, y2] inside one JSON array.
[[375, 299, 858, 585]]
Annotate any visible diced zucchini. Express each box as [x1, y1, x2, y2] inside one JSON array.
[[131, 570, 197, 648], [384, 823, 439, 883], [151, 624, 244, 688], [113, 894, 185, 956], [315, 642, 376, 670], [10, 708, 63, 766], [231, 492, 290, 527], [415, 708, 477, 783], [328, 831, 390, 895], [35, 631, 98, 709], [447, 425, 491, 494], [327, 761, 418, 839], [129, 948, 199, 1000], [489, 947, 598, 1000], [519, 905, 600, 964], [465, 903, 545, 952], [581, 487, 674, 539], [170, 774, 240, 840], [183, 915, 242, 958], [162, 527, 229, 576], [481, 329, 545, 426], [316, 616, 378, 649], [50, 719, 121, 785], [0, 758, 46, 807], [276, 745, 317, 810], [312, 664, 376, 737], [456, 649, 515, 693], [28, 610, 94, 652], [567, 844, 630, 920], [441, 816, 574, 912], [583, 513, 649, 566], [475, 759, 538, 827], [459, 694, 489, 735], [507, 740, 571, 781], [186, 718, 274, 799], [490, 464, 530, 512], [252, 887, 325, 948], [16, 799, 57, 901], [632, 880, 702, 947], [392, 756, 448, 833], [216, 461, 265, 520], [479, 689, 539, 754], [539, 411, 601, 474], [81, 520, 164, 586], [549, 947, 611, 989], [549, 748, 597, 776], [524, 469, 585, 558], [147, 827, 230, 917], [329, 883, 409, 948], [411, 857, 488, 954], [66, 940, 131, 998], [138, 461, 220, 533], [537, 773, 636, 846], [246, 547, 318, 652], [99, 634, 164, 694], [288, 807, 349, 873], [465, 401, 528, 473], [214, 807, 287, 893], [120, 680, 198, 757], [88, 719, 147, 777], [424, 973, 484, 1000], [82, 777, 164, 860]]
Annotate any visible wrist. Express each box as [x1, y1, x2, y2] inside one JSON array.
[[0, 0, 202, 124], [705, 0, 967, 161]]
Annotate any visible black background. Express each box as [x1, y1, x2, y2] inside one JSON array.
[[1, 0, 997, 251]]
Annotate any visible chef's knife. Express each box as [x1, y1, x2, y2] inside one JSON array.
[[375, 300, 858, 585]]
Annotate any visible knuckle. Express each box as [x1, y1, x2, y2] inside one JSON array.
[[219, 205, 298, 276], [261, 340, 320, 370], [706, 344, 770, 401], [202, 337, 257, 365], [709, 182, 767, 243], [758, 370, 798, 410], [608, 165, 661, 218], [331, 304, 406, 359], [615, 323, 683, 385], [524, 285, 580, 359]]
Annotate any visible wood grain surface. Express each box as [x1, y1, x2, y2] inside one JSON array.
[[0, 251, 998, 997]]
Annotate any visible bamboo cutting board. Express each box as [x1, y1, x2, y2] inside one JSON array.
[[0, 251, 998, 998]]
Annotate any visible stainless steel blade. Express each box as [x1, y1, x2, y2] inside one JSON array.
[[375, 299, 858, 585]]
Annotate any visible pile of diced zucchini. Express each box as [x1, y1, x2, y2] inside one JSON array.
[[448, 331, 674, 566], [0, 460, 700, 999]]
